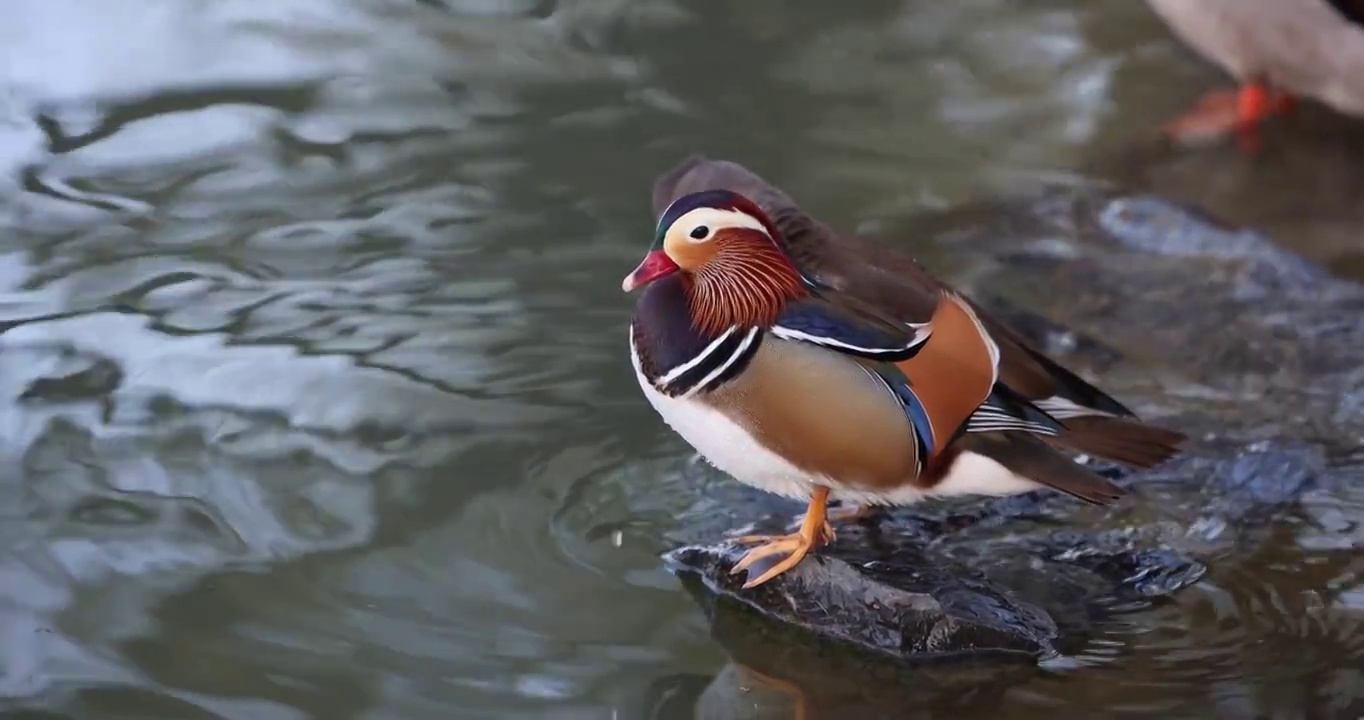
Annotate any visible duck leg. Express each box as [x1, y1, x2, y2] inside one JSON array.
[[1162, 81, 1296, 142], [781, 501, 882, 534], [730, 486, 834, 589]]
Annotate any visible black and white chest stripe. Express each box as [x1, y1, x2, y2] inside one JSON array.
[[631, 323, 763, 398], [630, 275, 765, 398]]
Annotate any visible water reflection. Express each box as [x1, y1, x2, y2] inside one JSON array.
[[0, 0, 1361, 718]]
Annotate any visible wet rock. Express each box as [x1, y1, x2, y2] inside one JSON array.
[[1095, 195, 1331, 295], [666, 496, 1206, 665], [669, 538, 1059, 660], [663, 188, 1364, 673], [1202, 442, 1323, 512]]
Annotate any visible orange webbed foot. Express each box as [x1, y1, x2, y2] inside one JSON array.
[[729, 487, 833, 588], [729, 524, 834, 589]]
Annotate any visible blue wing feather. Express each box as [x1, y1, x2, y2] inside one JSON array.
[[861, 363, 936, 461], [860, 374, 1063, 463], [772, 295, 927, 360]]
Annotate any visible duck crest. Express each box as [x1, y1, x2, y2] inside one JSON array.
[[630, 273, 763, 398], [656, 189, 784, 245]]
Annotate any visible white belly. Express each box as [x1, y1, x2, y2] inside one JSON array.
[[629, 334, 1043, 505], [637, 365, 818, 500]]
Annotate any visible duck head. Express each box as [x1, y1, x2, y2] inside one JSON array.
[[622, 189, 806, 335]]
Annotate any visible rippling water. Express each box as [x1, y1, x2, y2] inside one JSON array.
[[1, 0, 1362, 718]]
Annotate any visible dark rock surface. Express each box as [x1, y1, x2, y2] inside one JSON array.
[[661, 186, 1364, 687]]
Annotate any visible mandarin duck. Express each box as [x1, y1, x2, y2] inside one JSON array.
[[623, 156, 1186, 589], [1146, 0, 1364, 140]]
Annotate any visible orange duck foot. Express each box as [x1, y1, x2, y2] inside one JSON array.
[[730, 487, 834, 588], [1162, 83, 1296, 143]]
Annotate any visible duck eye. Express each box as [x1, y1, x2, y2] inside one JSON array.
[[689, 225, 710, 240]]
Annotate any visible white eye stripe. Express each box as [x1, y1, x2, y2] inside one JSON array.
[[668, 207, 770, 244]]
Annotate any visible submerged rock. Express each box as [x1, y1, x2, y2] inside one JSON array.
[[661, 187, 1364, 680]]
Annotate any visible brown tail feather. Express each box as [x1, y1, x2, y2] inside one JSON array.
[[1048, 415, 1187, 469], [958, 432, 1126, 505]]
